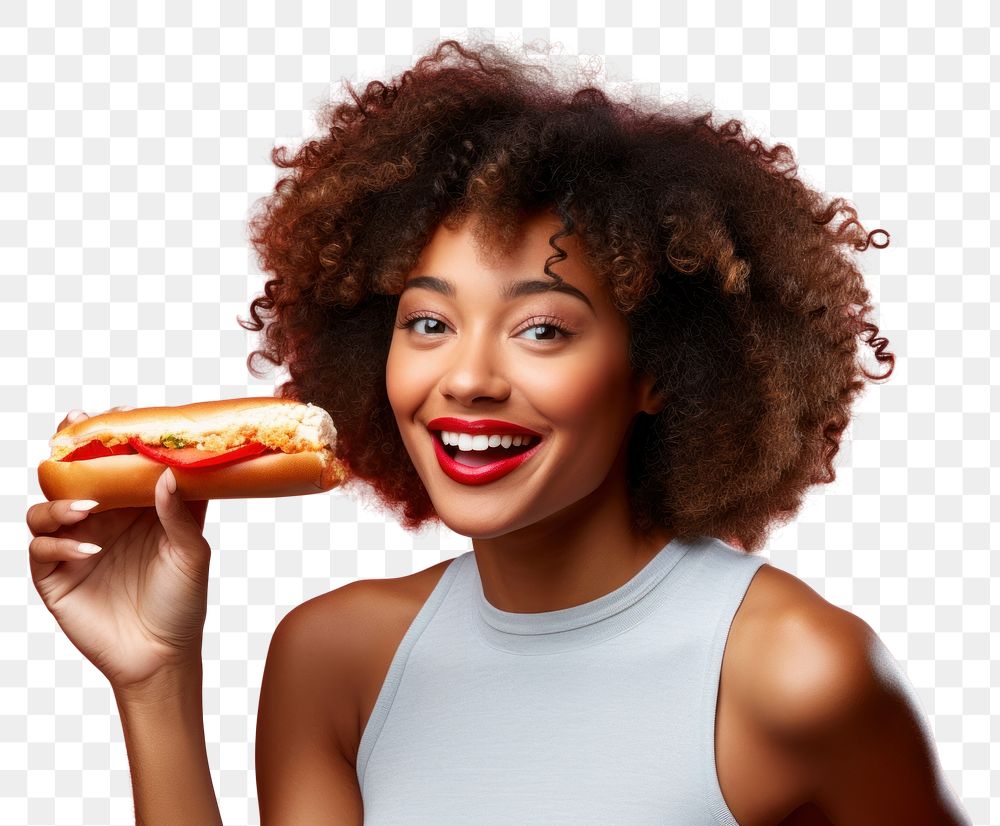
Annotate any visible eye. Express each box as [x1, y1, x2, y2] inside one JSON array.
[[397, 314, 449, 336], [516, 316, 574, 342]]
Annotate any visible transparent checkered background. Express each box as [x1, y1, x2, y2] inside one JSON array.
[[3, 1, 993, 823]]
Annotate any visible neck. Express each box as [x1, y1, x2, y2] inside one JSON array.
[[471, 452, 673, 614]]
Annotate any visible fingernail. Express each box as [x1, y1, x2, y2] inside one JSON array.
[[164, 467, 177, 495], [67, 409, 84, 421], [70, 500, 99, 512], [77, 543, 102, 555]]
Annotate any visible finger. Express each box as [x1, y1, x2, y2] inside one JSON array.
[[185, 499, 209, 532], [154, 469, 211, 564], [57, 409, 88, 432], [26, 499, 99, 537], [29, 534, 102, 564], [29, 534, 102, 585]]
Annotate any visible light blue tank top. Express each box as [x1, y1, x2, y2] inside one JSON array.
[[357, 535, 769, 825]]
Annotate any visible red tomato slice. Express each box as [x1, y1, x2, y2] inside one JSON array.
[[60, 440, 137, 462], [126, 437, 271, 468]]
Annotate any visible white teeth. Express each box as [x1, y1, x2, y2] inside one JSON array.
[[436, 430, 537, 450]]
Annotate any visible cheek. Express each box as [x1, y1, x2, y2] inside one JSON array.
[[385, 339, 442, 430], [385, 338, 412, 419], [528, 350, 634, 431]]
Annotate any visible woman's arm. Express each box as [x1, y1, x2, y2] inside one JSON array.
[[752, 599, 972, 825], [256, 586, 367, 824], [113, 664, 222, 825], [28, 407, 222, 824]]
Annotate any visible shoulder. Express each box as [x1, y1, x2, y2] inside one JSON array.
[[732, 563, 876, 735], [261, 579, 377, 762], [734, 563, 971, 824], [256, 562, 458, 823], [267, 559, 456, 750], [271, 557, 454, 677]]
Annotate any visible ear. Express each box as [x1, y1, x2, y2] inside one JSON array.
[[635, 371, 665, 416]]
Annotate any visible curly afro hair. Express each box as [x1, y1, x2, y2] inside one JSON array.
[[239, 37, 894, 554]]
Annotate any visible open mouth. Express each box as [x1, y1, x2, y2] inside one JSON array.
[[436, 431, 540, 468]]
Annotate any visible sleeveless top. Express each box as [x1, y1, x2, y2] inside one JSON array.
[[356, 535, 769, 825]]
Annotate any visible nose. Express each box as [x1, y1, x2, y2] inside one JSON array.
[[436, 330, 511, 406]]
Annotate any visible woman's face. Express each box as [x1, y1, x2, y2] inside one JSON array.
[[386, 210, 662, 539]]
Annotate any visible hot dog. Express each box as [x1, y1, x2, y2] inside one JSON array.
[[37, 398, 348, 512]]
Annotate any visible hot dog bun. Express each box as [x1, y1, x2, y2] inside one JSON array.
[[38, 397, 349, 512]]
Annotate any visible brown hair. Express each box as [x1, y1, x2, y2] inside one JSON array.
[[239, 37, 894, 553]]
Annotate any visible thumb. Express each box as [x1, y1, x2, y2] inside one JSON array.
[[154, 468, 210, 560]]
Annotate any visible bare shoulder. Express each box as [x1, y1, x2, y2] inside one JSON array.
[[730, 562, 971, 824], [256, 577, 386, 822], [729, 562, 876, 736], [285, 557, 454, 647], [284, 563, 437, 638], [255, 557, 455, 825], [281, 556, 455, 665], [279, 559, 456, 754]]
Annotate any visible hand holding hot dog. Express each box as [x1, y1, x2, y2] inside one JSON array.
[[27, 408, 213, 692]]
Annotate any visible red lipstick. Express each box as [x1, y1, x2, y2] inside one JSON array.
[[427, 417, 541, 437], [431, 431, 543, 485], [426, 418, 543, 485]]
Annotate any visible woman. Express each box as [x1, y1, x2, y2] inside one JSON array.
[[27, 39, 969, 824]]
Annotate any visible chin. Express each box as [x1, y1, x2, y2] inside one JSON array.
[[434, 510, 518, 540], [429, 497, 535, 540]]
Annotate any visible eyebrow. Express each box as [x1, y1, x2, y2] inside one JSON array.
[[400, 275, 595, 314]]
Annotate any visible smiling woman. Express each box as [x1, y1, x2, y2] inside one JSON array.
[[230, 36, 969, 825], [22, 32, 973, 826]]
